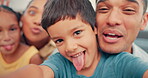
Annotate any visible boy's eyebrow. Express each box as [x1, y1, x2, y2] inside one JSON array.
[[71, 25, 84, 32], [51, 25, 85, 40]]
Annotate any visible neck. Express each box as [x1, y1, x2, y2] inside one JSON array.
[[27, 38, 50, 49], [77, 52, 101, 77]]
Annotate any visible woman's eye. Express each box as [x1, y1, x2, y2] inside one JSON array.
[[74, 30, 82, 36], [54, 39, 63, 44], [28, 10, 36, 16]]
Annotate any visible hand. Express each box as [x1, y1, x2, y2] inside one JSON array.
[[0, 0, 10, 6]]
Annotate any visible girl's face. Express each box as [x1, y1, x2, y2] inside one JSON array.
[[0, 12, 20, 55], [47, 17, 100, 72], [21, 0, 48, 44]]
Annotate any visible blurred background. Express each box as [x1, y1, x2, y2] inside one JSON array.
[[4, 0, 148, 52]]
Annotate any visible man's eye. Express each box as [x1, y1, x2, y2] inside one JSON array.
[[123, 7, 135, 11], [54, 39, 63, 44], [74, 30, 82, 36], [97, 7, 109, 13], [123, 8, 136, 15], [28, 10, 36, 16]]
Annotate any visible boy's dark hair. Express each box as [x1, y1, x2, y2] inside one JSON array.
[[96, 0, 147, 13], [41, 0, 96, 31], [0, 5, 21, 22]]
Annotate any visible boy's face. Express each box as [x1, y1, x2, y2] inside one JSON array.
[[0, 12, 20, 55], [96, 0, 148, 53], [21, 0, 48, 43], [47, 17, 99, 71]]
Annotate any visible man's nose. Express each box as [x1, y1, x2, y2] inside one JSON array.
[[106, 9, 122, 26]]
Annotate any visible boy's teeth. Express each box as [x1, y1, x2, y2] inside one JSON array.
[[73, 52, 82, 58]]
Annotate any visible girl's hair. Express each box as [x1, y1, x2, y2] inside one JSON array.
[[0, 5, 21, 22]]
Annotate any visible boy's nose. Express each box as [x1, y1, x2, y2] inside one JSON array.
[[65, 40, 77, 53]]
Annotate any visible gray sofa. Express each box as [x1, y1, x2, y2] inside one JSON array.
[[134, 31, 148, 53]]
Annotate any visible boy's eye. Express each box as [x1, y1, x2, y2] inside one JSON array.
[[54, 39, 63, 44], [74, 30, 82, 36], [28, 10, 36, 16]]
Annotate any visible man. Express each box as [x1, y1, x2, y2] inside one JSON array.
[[96, 0, 148, 61]]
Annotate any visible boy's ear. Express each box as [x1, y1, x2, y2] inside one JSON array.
[[140, 12, 148, 30]]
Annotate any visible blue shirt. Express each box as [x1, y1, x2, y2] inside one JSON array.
[[41, 51, 148, 78]]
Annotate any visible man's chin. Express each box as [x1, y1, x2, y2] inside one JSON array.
[[101, 46, 124, 54]]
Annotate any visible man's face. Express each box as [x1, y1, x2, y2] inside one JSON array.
[[47, 17, 99, 71], [96, 0, 148, 53]]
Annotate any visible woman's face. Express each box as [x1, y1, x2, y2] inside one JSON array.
[[21, 0, 49, 44]]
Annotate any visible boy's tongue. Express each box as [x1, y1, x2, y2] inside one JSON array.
[[72, 52, 84, 71]]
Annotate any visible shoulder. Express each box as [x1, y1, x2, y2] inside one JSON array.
[[27, 46, 42, 64], [30, 53, 43, 65], [110, 52, 141, 64], [102, 52, 148, 77], [41, 53, 73, 77], [42, 53, 69, 65]]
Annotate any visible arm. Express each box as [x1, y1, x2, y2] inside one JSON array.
[[143, 70, 148, 78], [0, 0, 9, 6], [39, 65, 54, 78], [30, 53, 43, 64], [1, 64, 43, 78]]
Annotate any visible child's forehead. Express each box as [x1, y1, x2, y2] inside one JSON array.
[[0, 8, 15, 16], [56, 14, 85, 24], [48, 18, 86, 30]]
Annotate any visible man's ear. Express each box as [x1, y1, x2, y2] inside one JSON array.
[[94, 26, 98, 35], [140, 12, 148, 30]]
